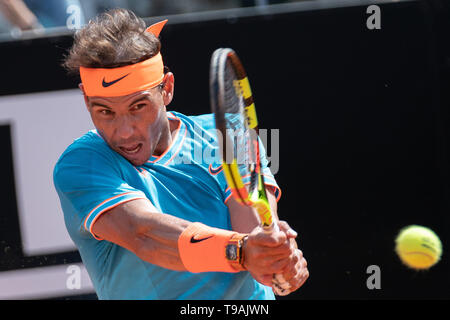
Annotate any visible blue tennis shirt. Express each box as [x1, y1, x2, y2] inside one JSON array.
[[53, 111, 281, 300]]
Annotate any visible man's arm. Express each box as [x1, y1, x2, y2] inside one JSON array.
[[91, 196, 291, 275], [91, 198, 189, 271]]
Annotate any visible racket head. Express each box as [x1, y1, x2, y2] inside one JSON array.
[[209, 48, 272, 227], [210, 48, 250, 205]]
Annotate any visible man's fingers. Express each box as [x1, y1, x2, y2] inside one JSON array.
[[294, 259, 309, 288], [288, 257, 309, 291], [250, 228, 287, 247], [248, 242, 292, 262], [276, 250, 300, 282], [254, 254, 290, 275], [276, 249, 308, 285], [277, 220, 297, 239]]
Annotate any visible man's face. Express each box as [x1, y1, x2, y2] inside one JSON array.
[[83, 79, 173, 166]]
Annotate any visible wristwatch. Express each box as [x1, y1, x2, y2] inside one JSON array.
[[225, 234, 248, 271]]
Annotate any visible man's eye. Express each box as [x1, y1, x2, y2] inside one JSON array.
[[131, 104, 145, 111], [99, 109, 113, 116]]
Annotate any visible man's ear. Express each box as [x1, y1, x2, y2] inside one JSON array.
[[161, 72, 174, 106], [79, 83, 90, 110]]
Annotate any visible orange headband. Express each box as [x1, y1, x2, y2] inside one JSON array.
[[79, 19, 168, 97]]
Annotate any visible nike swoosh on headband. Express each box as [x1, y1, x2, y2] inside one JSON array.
[[102, 73, 130, 87]]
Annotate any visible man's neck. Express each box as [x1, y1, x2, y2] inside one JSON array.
[[153, 117, 178, 156]]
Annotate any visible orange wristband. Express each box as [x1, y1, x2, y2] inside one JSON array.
[[178, 222, 245, 273]]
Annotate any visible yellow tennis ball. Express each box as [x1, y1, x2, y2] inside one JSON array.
[[395, 225, 442, 270]]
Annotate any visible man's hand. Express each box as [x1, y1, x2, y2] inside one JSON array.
[[242, 221, 309, 295], [243, 225, 291, 286]]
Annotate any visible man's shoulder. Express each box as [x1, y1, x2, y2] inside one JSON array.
[[54, 130, 113, 168], [53, 130, 125, 192]]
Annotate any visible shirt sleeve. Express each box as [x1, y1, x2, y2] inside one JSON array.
[[53, 146, 148, 241]]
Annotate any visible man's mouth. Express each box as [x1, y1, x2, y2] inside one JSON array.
[[119, 143, 142, 155]]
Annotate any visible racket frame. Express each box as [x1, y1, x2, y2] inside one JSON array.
[[211, 48, 273, 228]]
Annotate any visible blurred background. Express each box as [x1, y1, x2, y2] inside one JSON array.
[[0, 0, 449, 300], [0, 0, 301, 37]]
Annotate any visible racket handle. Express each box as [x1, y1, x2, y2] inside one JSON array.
[[262, 222, 291, 296]]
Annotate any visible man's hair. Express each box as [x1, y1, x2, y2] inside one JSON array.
[[63, 8, 161, 75]]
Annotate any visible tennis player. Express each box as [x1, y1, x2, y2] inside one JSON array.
[[53, 8, 308, 299]]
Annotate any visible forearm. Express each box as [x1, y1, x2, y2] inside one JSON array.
[[92, 199, 190, 271], [92, 198, 246, 273], [133, 211, 191, 271], [266, 187, 279, 222]]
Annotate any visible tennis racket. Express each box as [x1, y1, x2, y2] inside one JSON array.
[[209, 48, 291, 296]]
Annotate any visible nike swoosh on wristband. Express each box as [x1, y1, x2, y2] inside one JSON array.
[[190, 235, 214, 243], [102, 73, 130, 87]]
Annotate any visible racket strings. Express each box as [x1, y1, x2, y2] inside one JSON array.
[[213, 48, 263, 203], [223, 60, 249, 172]]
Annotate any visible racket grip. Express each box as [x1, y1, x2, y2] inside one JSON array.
[[263, 222, 291, 296]]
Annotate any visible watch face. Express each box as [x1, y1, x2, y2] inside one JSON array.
[[226, 244, 238, 261]]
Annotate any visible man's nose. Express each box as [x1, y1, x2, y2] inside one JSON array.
[[115, 116, 135, 140]]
